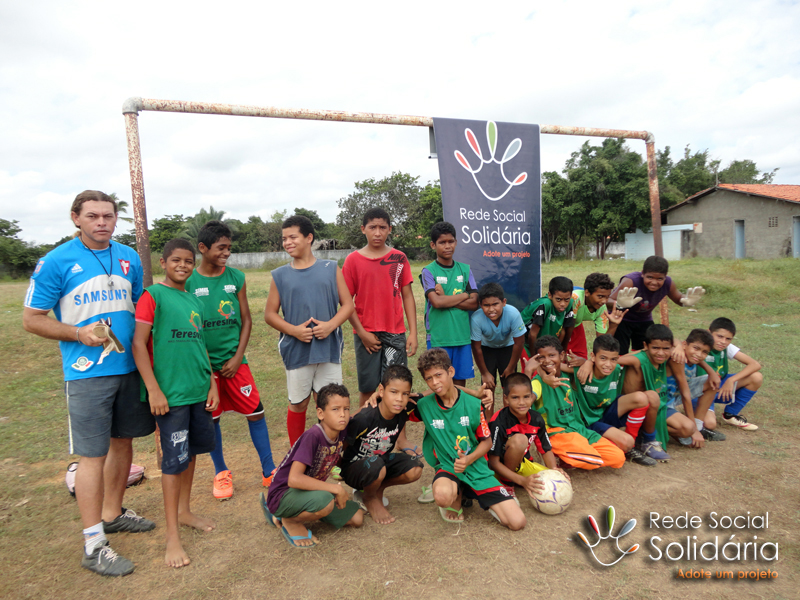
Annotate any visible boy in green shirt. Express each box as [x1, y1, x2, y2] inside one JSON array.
[[521, 276, 575, 356], [132, 238, 219, 569], [420, 222, 478, 386], [186, 220, 275, 500]]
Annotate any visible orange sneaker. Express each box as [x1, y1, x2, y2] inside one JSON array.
[[213, 470, 233, 500], [262, 467, 277, 488]]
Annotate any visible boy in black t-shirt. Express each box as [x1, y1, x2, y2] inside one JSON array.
[[341, 365, 423, 524], [487, 373, 569, 500]]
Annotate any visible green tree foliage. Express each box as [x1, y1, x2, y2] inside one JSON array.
[[182, 206, 238, 242], [293, 208, 327, 238], [540, 172, 567, 263], [0, 219, 45, 277], [718, 160, 779, 184], [149, 214, 186, 252], [336, 172, 421, 248], [113, 230, 137, 249], [410, 181, 443, 243], [109, 193, 133, 224]]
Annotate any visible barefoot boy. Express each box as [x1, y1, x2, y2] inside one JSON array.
[[524, 336, 625, 470], [261, 384, 364, 548], [265, 215, 354, 446], [343, 208, 418, 407], [340, 365, 423, 524], [132, 239, 219, 568], [420, 221, 478, 386], [187, 220, 276, 500], [487, 373, 570, 499], [410, 349, 525, 530]]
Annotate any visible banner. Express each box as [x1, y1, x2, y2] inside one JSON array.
[[433, 117, 541, 309]]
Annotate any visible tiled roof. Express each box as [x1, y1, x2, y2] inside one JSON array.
[[663, 184, 800, 213]]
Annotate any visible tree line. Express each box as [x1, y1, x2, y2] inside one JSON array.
[[1, 140, 777, 276]]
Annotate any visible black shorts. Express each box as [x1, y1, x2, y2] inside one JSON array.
[[154, 401, 215, 475], [433, 470, 513, 510], [481, 345, 516, 387], [341, 452, 422, 491], [613, 320, 653, 355]]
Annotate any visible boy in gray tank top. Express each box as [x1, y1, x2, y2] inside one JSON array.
[[264, 216, 354, 446]]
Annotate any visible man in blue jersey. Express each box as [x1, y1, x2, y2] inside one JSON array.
[[23, 191, 156, 577]]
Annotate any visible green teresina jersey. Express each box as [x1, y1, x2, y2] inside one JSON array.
[[186, 267, 247, 372], [532, 375, 600, 444], [704, 348, 728, 378], [571, 289, 610, 334], [415, 390, 501, 491], [140, 284, 211, 407], [421, 260, 474, 347], [570, 365, 623, 426], [630, 352, 669, 446]]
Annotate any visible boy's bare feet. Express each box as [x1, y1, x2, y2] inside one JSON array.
[[165, 536, 190, 568], [364, 494, 395, 524], [281, 520, 320, 547], [178, 511, 215, 532]]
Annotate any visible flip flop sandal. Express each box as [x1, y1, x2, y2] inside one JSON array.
[[260, 492, 281, 529], [417, 485, 434, 504], [281, 525, 316, 549], [400, 446, 423, 457], [439, 506, 464, 524]]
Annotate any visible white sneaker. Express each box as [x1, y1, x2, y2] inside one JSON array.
[[723, 413, 758, 431]]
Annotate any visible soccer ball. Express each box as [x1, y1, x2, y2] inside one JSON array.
[[530, 470, 573, 515]]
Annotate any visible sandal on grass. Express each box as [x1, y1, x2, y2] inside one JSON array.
[[281, 526, 316, 549], [439, 506, 464, 523], [417, 485, 434, 504]]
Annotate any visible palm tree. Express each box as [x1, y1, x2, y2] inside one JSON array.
[[109, 193, 133, 223], [181, 206, 239, 240]]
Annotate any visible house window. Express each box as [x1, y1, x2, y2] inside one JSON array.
[[769, 217, 778, 227]]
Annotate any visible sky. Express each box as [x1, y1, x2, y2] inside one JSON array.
[[2, 0, 799, 244]]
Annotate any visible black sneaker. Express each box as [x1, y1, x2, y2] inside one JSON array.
[[81, 542, 135, 577], [626, 448, 657, 467], [103, 508, 156, 533], [701, 428, 726, 441]]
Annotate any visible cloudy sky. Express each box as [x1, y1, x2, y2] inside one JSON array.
[[2, 0, 799, 244]]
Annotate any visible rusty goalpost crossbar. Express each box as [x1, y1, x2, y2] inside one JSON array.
[[122, 96, 667, 324]]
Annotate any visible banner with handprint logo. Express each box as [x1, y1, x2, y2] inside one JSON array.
[[434, 118, 541, 308]]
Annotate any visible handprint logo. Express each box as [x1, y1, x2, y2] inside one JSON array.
[[576, 506, 639, 566], [453, 121, 528, 202]]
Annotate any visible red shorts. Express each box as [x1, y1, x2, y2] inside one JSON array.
[[212, 364, 262, 418], [566, 323, 588, 360]]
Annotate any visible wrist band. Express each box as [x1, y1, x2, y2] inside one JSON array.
[[76, 327, 83, 344]]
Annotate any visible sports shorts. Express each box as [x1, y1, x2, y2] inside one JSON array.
[[286, 362, 343, 404], [547, 430, 625, 470], [480, 345, 516, 387], [272, 488, 360, 529], [426, 342, 474, 381], [354, 332, 407, 392], [65, 371, 155, 457], [433, 469, 513, 510], [213, 364, 263, 418], [613, 320, 652, 355], [341, 452, 422, 491], [589, 399, 629, 435], [154, 401, 215, 475]]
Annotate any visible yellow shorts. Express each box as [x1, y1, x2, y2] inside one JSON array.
[[516, 458, 548, 478]]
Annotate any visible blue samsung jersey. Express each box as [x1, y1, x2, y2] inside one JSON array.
[[24, 237, 143, 380]]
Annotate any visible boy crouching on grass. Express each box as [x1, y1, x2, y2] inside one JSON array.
[[132, 239, 220, 569], [487, 373, 570, 500], [410, 349, 525, 530], [261, 384, 364, 548], [341, 365, 423, 524]]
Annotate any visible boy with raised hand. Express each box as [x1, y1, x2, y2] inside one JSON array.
[[521, 276, 576, 354], [487, 372, 570, 500], [470, 282, 526, 401], [609, 255, 706, 354], [410, 349, 525, 529], [565, 273, 627, 363], [572, 335, 658, 467], [265, 215, 354, 447], [420, 221, 478, 386], [523, 336, 625, 470], [132, 239, 219, 569], [340, 365, 423, 524], [665, 328, 726, 445], [186, 220, 276, 501], [261, 384, 364, 548], [343, 208, 418, 407], [699, 318, 763, 431]]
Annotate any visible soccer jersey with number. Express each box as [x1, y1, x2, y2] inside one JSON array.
[[135, 284, 211, 407], [24, 238, 142, 380], [186, 267, 247, 372], [571, 365, 623, 426], [420, 260, 477, 347], [532, 375, 601, 443]]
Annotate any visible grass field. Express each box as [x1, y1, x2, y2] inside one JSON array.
[[1, 258, 798, 599]]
